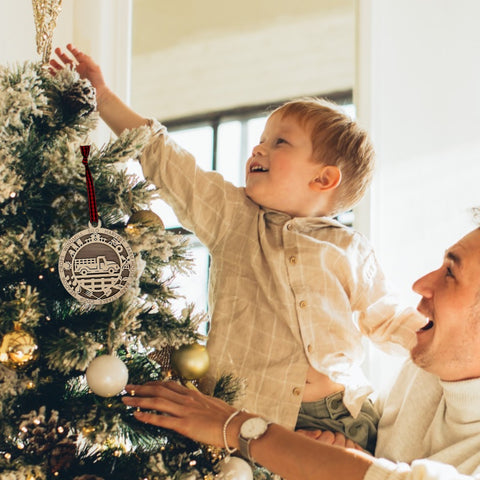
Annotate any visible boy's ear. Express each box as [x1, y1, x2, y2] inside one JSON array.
[[310, 165, 342, 192]]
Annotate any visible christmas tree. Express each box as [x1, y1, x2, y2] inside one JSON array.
[[0, 52, 253, 480]]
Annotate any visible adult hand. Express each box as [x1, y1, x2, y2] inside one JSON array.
[[122, 380, 238, 448], [296, 429, 365, 451]]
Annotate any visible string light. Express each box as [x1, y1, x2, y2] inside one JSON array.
[[4, 453, 11, 460], [9, 192, 16, 198]]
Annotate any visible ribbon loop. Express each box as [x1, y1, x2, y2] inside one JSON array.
[[80, 145, 98, 225]]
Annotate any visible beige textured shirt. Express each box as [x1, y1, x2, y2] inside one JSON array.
[[140, 123, 426, 429]]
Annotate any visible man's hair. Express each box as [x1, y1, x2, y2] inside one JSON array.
[[271, 97, 375, 215]]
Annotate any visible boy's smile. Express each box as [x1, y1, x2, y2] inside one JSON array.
[[249, 161, 268, 173], [245, 113, 327, 217]]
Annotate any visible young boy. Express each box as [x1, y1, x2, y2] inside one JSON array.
[[51, 45, 426, 453]]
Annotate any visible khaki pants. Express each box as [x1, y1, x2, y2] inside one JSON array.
[[295, 391, 379, 454]]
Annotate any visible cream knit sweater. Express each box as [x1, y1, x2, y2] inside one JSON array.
[[365, 360, 480, 480]]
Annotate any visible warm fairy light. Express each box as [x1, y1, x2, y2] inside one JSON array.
[[189, 460, 197, 466], [17, 442, 25, 449], [9, 192, 16, 198], [49, 267, 55, 272], [38, 274, 44, 280], [45, 316, 51, 321], [54, 472, 59, 477], [26, 381, 35, 389], [114, 450, 122, 457], [33, 418, 41, 425], [4, 453, 11, 460], [20, 426, 28, 433], [57, 426, 64, 433]]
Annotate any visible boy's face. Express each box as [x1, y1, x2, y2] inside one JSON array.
[[245, 113, 322, 216]]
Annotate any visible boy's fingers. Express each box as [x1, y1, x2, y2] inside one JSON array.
[[49, 59, 62, 70]]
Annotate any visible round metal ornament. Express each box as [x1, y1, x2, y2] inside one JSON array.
[[58, 221, 135, 304]]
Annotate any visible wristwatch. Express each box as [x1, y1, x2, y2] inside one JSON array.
[[238, 417, 272, 463]]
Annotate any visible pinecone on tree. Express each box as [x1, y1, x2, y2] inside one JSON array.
[[60, 75, 96, 120]]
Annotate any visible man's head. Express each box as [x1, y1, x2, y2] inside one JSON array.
[[411, 227, 480, 381], [245, 98, 374, 217]]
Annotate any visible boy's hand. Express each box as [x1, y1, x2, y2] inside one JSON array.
[[50, 44, 108, 100], [295, 429, 365, 451]]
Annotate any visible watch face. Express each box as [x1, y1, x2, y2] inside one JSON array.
[[240, 417, 269, 439]]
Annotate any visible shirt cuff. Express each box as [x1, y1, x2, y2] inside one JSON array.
[[364, 458, 409, 480]]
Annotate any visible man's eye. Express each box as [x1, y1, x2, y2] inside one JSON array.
[[446, 266, 455, 278], [276, 138, 287, 145]]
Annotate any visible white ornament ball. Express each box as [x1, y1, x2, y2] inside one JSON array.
[[218, 457, 253, 480], [86, 355, 129, 397]]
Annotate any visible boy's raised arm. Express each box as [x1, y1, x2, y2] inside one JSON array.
[[50, 44, 149, 136]]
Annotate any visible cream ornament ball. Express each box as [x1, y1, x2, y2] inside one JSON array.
[[86, 355, 129, 397], [217, 457, 253, 480]]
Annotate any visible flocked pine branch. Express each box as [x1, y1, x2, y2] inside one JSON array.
[[0, 60, 252, 479]]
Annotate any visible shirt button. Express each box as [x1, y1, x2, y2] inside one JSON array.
[[292, 387, 302, 396], [307, 344, 313, 353], [286, 223, 293, 231], [289, 256, 297, 265], [299, 300, 307, 308]]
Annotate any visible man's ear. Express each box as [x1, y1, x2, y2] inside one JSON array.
[[310, 165, 342, 192]]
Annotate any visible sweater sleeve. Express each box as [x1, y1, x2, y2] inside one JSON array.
[[365, 458, 479, 480]]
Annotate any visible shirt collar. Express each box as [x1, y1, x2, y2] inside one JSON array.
[[261, 207, 347, 230]]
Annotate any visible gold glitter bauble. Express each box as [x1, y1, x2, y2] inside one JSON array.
[[171, 343, 210, 380], [127, 210, 164, 229], [0, 325, 39, 370]]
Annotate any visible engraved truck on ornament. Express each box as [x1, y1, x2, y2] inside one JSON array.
[[74, 256, 120, 276]]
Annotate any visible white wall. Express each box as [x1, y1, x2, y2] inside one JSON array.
[[130, 1, 355, 119], [357, 0, 480, 386]]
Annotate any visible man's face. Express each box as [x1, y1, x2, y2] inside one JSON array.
[[411, 228, 480, 380]]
